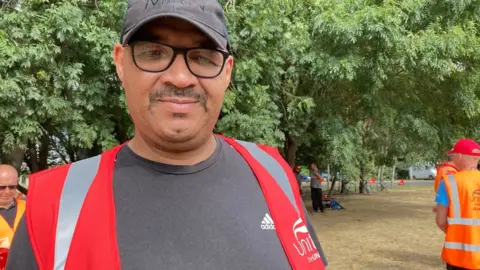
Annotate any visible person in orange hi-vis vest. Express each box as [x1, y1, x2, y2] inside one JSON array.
[[435, 156, 459, 193], [15, 193, 25, 201], [0, 165, 25, 269], [0, 165, 25, 247], [432, 151, 460, 213], [435, 138, 480, 270]]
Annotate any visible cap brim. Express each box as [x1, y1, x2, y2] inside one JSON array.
[[446, 150, 455, 155], [122, 14, 228, 51]]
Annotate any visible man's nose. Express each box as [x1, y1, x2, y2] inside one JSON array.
[[160, 54, 197, 89]]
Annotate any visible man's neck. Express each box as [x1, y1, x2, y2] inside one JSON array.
[[0, 201, 14, 210], [128, 134, 217, 166], [458, 166, 478, 171]]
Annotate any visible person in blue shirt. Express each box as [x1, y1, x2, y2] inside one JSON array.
[[435, 139, 480, 231], [436, 156, 479, 232], [435, 138, 480, 270]]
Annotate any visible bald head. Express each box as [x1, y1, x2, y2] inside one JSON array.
[[0, 165, 18, 180], [0, 165, 18, 207]]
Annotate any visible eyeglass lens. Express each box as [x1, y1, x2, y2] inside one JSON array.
[[0, 185, 17, 191], [132, 41, 225, 77]]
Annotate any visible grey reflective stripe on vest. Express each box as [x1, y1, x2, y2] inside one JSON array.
[[446, 174, 480, 226], [54, 155, 102, 270], [444, 242, 480, 252], [235, 140, 299, 214], [447, 174, 461, 220], [444, 174, 480, 253]]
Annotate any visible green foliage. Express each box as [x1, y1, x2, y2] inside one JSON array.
[[0, 0, 129, 170], [2, 0, 480, 183]]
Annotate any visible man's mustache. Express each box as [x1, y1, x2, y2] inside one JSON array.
[[149, 86, 208, 108]]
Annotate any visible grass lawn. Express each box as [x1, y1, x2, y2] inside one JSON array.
[[306, 186, 446, 269]]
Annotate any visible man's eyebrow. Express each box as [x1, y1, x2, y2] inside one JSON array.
[[198, 40, 219, 50], [131, 30, 220, 49], [131, 33, 161, 42]]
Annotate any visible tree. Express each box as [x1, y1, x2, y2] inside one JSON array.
[[0, 0, 130, 173]]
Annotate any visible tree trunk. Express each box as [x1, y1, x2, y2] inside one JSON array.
[[65, 143, 76, 162], [283, 133, 297, 168], [75, 142, 104, 161], [7, 146, 25, 172], [38, 133, 50, 170], [327, 176, 337, 198], [391, 158, 397, 187], [75, 148, 90, 161], [27, 140, 40, 173], [359, 160, 365, 194], [341, 178, 347, 194], [326, 164, 330, 191]]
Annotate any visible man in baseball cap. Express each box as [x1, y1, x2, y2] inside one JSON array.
[[446, 138, 480, 157], [120, 0, 229, 50], [434, 138, 480, 269], [433, 139, 480, 210], [434, 139, 480, 195], [7, 1, 327, 269]]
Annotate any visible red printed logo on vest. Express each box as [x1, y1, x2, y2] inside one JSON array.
[[292, 218, 321, 263], [472, 190, 480, 211]]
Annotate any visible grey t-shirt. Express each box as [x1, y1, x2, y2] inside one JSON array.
[[309, 169, 322, 189], [0, 200, 18, 228], [7, 137, 326, 269]]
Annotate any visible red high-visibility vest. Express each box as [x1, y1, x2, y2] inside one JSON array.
[[25, 136, 325, 270]]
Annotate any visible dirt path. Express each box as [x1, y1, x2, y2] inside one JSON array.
[[307, 186, 446, 269]]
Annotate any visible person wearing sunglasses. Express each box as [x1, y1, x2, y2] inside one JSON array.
[[7, 1, 327, 269], [0, 165, 25, 250]]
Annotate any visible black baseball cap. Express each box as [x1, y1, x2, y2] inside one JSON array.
[[120, 0, 229, 51]]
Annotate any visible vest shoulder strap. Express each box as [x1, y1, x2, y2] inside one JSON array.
[[220, 136, 324, 270], [15, 199, 25, 215], [27, 144, 123, 270], [27, 162, 73, 270], [237, 140, 303, 216], [445, 174, 480, 226]]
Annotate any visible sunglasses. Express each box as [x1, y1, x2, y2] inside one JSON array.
[[0, 185, 17, 191]]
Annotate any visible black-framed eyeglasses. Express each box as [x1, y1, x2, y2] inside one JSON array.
[[0, 185, 17, 191], [127, 41, 229, 78]]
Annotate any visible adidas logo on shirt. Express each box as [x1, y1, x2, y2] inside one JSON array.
[[261, 213, 275, 230]]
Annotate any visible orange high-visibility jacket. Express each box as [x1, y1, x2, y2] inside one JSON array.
[[442, 171, 480, 269], [435, 164, 459, 192], [15, 193, 25, 201], [0, 199, 25, 248]]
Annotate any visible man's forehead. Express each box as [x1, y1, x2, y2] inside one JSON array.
[[135, 18, 213, 45], [0, 165, 17, 177]]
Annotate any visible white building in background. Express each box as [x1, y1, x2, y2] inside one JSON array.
[[408, 163, 437, 180]]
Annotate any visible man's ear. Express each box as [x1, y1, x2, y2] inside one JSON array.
[[223, 56, 234, 87], [113, 44, 125, 82]]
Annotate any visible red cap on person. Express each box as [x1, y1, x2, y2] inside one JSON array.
[[447, 139, 480, 156], [294, 165, 301, 171]]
